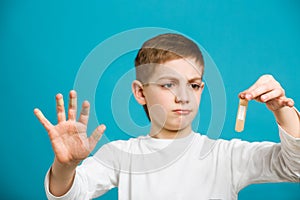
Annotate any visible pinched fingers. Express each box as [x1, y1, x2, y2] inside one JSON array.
[[79, 101, 90, 125], [239, 75, 270, 97], [56, 93, 66, 123], [34, 108, 54, 132], [239, 75, 283, 101], [68, 90, 77, 121]]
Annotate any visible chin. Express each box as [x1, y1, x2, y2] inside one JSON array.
[[164, 119, 191, 132]]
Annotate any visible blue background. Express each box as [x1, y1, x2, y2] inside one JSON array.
[[0, 0, 299, 199]]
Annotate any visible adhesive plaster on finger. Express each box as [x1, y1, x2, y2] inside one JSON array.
[[70, 98, 77, 107], [57, 98, 64, 106]]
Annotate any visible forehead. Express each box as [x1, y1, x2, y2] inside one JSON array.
[[151, 58, 203, 81]]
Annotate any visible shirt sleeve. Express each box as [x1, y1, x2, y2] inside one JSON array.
[[230, 109, 300, 193], [45, 166, 85, 200], [44, 148, 119, 200]]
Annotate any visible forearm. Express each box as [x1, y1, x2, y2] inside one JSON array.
[[49, 158, 77, 196], [273, 106, 300, 138]]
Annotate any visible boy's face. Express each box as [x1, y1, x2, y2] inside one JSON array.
[[141, 58, 204, 133]]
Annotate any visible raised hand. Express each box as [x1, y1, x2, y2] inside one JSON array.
[[239, 75, 299, 138], [34, 90, 106, 167], [238, 74, 294, 111]]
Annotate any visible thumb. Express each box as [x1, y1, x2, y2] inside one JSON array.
[[88, 124, 106, 151]]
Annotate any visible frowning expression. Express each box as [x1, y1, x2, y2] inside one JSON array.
[[142, 58, 204, 132]]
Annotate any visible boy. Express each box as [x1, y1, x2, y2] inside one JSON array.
[[34, 33, 300, 199]]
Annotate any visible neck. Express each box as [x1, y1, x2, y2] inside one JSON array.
[[149, 125, 192, 139]]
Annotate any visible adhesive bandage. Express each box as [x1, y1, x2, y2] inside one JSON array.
[[235, 99, 248, 132], [70, 98, 76, 107], [57, 98, 64, 106]]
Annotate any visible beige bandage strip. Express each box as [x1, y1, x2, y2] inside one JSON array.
[[36, 109, 45, 119], [235, 99, 248, 132], [70, 98, 76, 107], [57, 98, 64, 106]]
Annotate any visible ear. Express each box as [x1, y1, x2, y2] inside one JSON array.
[[132, 80, 146, 105]]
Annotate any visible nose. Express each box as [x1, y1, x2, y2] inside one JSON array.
[[174, 85, 189, 104]]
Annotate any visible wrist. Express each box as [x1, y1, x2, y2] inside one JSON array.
[[273, 106, 300, 138], [272, 105, 290, 118], [49, 158, 77, 197], [51, 158, 77, 179], [54, 156, 81, 168]]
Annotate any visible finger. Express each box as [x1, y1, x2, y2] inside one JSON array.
[[249, 84, 272, 100], [239, 77, 265, 98], [282, 97, 294, 107], [239, 87, 264, 100], [238, 81, 262, 99], [238, 92, 246, 99], [238, 91, 252, 99], [266, 96, 293, 111], [259, 88, 284, 102], [88, 125, 106, 151], [246, 81, 281, 101], [68, 90, 77, 121], [56, 93, 66, 123], [78, 101, 90, 125], [239, 75, 276, 100], [33, 108, 53, 132]]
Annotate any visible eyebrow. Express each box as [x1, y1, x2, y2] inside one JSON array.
[[156, 76, 202, 82], [188, 77, 203, 82]]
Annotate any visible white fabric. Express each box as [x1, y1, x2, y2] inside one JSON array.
[[45, 125, 300, 200]]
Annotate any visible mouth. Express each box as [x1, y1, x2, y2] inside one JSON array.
[[172, 109, 192, 115]]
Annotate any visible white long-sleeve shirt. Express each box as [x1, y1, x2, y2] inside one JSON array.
[[45, 125, 300, 200]]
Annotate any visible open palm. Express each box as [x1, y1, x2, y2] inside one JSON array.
[[34, 90, 105, 166]]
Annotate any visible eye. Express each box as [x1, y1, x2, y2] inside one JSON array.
[[190, 83, 201, 90], [161, 83, 175, 89]]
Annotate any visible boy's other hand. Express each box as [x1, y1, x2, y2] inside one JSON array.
[[34, 90, 106, 167], [238, 74, 294, 111]]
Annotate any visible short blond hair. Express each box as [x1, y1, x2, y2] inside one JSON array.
[[135, 33, 204, 75]]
